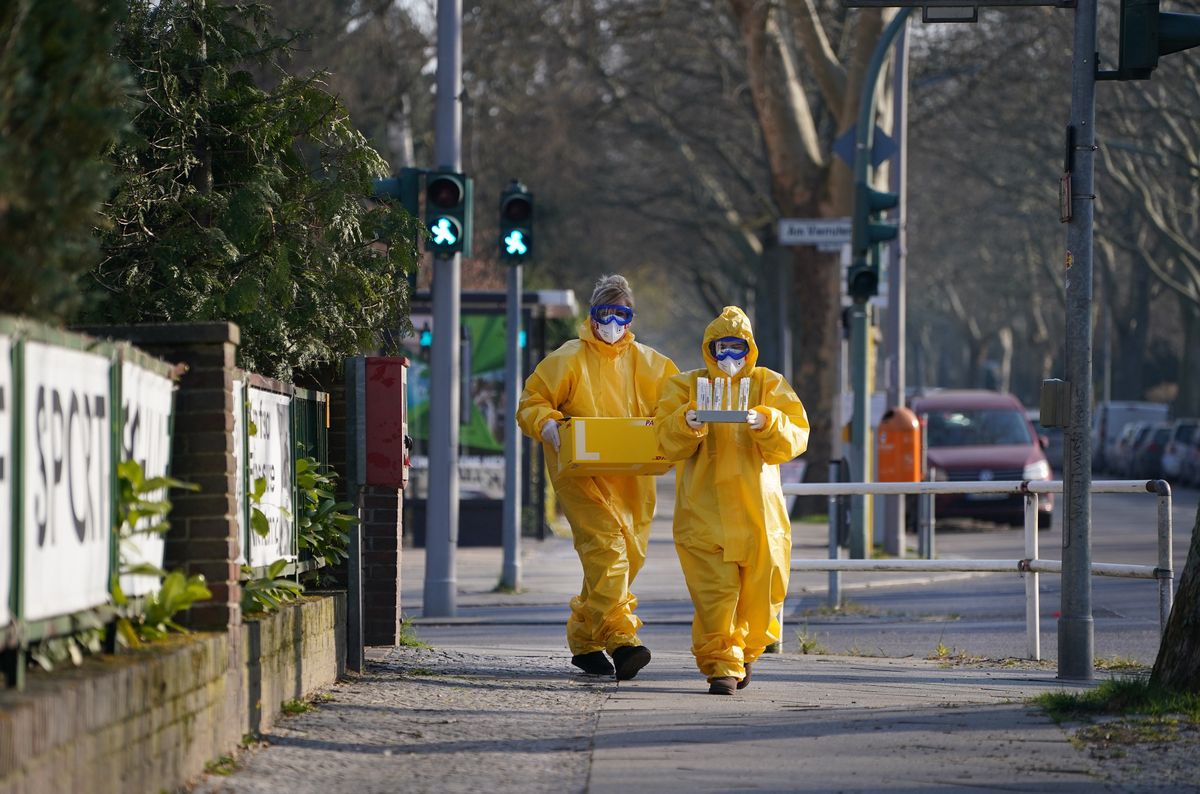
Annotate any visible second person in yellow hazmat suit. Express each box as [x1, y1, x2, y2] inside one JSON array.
[[518, 275, 679, 679], [655, 306, 810, 695]]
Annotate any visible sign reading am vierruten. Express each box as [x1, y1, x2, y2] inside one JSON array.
[[22, 341, 112, 622]]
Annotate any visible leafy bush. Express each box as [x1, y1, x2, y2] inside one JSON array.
[[112, 459, 209, 647], [296, 455, 354, 583], [0, 0, 126, 319], [240, 559, 304, 614], [83, 0, 421, 380]]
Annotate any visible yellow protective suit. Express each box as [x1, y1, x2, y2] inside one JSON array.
[[655, 306, 810, 681], [518, 322, 678, 655]]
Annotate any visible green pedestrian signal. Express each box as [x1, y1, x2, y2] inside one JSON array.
[[504, 230, 528, 256], [498, 179, 533, 264], [424, 171, 473, 258]]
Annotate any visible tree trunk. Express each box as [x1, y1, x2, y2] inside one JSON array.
[[1113, 255, 1151, 400], [1173, 297, 1200, 417], [1151, 502, 1200, 692], [790, 243, 841, 492]]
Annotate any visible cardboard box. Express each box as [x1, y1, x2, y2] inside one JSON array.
[[558, 417, 672, 477]]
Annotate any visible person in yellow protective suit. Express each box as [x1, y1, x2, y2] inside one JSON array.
[[655, 306, 810, 695], [518, 274, 679, 679]]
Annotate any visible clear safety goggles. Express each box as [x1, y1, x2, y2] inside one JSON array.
[[709, 336, 750, 361], [590, 304, 635, 326]]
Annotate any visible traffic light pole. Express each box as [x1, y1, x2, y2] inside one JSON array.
[[883, 23, 909, 558], [501, 262, 522, 591], [424, 0, 462, 618], [1059, 0, 1098, 681], [849, 7, 910, 559]]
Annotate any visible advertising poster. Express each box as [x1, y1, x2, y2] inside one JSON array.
[[406, 313, 508, 499], [119, 361, 175, 597], [247, 386, 295, 567], [22, 341, 112, 621]]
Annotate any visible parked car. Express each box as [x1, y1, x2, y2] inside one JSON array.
[[909, 390, 1053, 529], [1184, 434, 1200, 486], [1111, 421, 1150, 477], [1159, 419, 1198, 482], [1091, 401, 1169, 473], [1029, 411, 1064, 472], [1128, 422, 1172, 480]]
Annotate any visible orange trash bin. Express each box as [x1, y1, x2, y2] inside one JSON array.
[[877, 406, 922, 482]]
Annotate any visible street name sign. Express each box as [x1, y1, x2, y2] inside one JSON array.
[[779, 217, 852, 247]]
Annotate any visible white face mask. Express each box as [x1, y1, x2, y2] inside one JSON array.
[[718, 357, 744, 377], [596, 323, 626, 344]]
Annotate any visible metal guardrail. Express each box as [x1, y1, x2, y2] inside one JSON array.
[[781, 479, 1173, 661]]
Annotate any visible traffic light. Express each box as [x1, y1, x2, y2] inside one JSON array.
[[371, 168, 421, 216], [498, 179, 533, 264], [1100, 0, 1200, 80], [848, 182, 899, 302], [424, 171, 473, 258]]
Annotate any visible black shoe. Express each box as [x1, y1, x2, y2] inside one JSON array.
[[737, 663, 751, 690], [708, 676, 737, 695], [612, 645, 652, 681], [571, 651, 615, 676]]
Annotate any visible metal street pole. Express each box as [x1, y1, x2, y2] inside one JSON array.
[[501, 263, 523, 591], [424, 0, 462, 617], [849, 301, 870, 559], [1059, 0, 1097, 680], [883, 18, 910, 557], [850, 7, 910, 559]]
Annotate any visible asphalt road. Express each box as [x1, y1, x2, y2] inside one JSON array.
[[405, 476, 1198, 669]]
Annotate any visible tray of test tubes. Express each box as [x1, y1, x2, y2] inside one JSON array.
[[694, 376, 751, 423]]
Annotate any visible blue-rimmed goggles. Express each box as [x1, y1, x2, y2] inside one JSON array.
[[709, 336, 750, 361], [590, 304, 635, 326]]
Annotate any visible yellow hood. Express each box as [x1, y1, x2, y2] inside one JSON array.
[[701, 306, 759, 375]]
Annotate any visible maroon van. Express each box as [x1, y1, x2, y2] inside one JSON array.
[[909, 390, 1054, 529]]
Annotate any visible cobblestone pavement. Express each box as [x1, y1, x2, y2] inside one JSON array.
[[193, 647, 611, 794]]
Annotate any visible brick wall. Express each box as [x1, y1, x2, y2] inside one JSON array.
[[76, 322, 244, 632], [361, 487, 403, 645], [328, 376, 406, 647], [0, 595, 345, 794]]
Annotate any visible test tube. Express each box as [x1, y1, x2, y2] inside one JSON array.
[[739, 379, 750, 411], [698, 377, 711, 411], [713, 378, 724, 414]]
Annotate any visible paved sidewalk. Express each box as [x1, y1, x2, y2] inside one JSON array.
[[192, 480, 1196, 792]]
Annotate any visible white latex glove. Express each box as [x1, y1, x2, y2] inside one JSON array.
[[747, 410, 766, 431], [541, 419, 561, 452], [685, 409, 703, 430]]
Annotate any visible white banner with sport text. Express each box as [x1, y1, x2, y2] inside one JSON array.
[[22, 342, 113, 622], [247, 386, 294, 568], [119, 361, 176, 598]]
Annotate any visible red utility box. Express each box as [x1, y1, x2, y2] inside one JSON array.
[[364, 356, 410, 489], [876, 406, 922, 482], [347, 355, 410, 489]]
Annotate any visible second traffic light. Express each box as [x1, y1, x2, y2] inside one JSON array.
[[499, 180, 533, 264], [425, 171, 473, 258], [848, 182, 899, 302]]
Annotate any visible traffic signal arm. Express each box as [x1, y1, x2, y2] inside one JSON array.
[[1100, 0, 1200, 80]]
